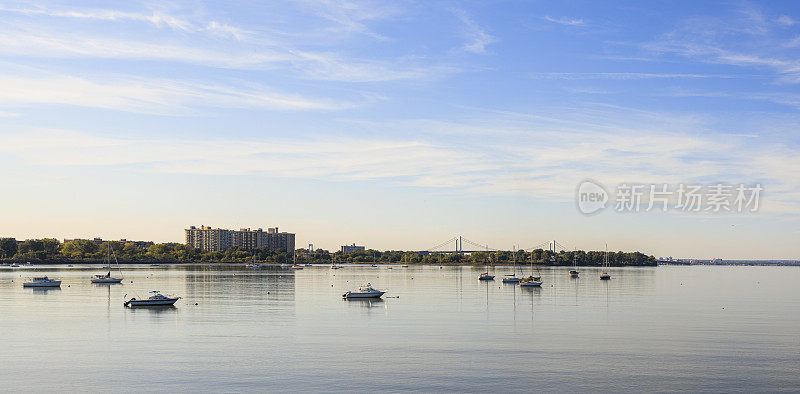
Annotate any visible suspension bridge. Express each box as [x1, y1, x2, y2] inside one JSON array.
[[417, 236, 575, 255]]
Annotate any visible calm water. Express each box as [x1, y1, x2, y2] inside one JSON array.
[[1, 264, 798, 392]]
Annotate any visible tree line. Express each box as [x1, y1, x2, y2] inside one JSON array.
[[0, 237, 657, 266]]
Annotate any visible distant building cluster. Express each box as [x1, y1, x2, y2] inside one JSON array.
[[341, 243, 365, 253], [63, 238, 153, 247], [185, 225, 295, 252]]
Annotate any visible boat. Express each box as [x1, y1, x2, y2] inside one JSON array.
[[600, 244, 611, 280], [124, 291, 180, 307], [401, 265, 409, 268], [92, 244, 123, 283], [246, 263, 261, 269], [92, 272, 123, 284], [569, 253, 579, 277], [502, 246, 522, 283], [520, 252, 542, 287], [288, 251, 303, 269], [23, 276, 61, 287], [342, 283, 385, 299], [479, 272, 495, 280], [304, 264, 312, 267], [520, 276, 542, 286]]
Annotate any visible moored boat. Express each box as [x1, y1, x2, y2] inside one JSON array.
[[479, 272, 494, 280], [92, 244, 123, 283], [92, 273, 123, 284], [23, 276, 61, 287], [520, 276, 542, 287], [124, 291, 180, 307], [502, 274, 521, 283], [600, 244, 611, 280], [342, 283, 385, 299]]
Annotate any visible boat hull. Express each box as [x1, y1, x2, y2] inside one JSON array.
[[23, 281, 61, 287], [343, 291, 385, 299], [125, 298, 179, 307], [502, 278, 521, 283], [479, 275, 495, 281], [92, 278, 123, 284], [520, 281, 542, 287]]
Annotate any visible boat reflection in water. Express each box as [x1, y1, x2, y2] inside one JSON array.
[[343, 298, 385, 308]]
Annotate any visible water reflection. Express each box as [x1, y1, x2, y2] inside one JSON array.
[[343, 298, 384, 308]]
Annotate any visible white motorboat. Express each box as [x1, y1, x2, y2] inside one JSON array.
[[124, 291, 180, 307], [246, 263, 261, 269], [290, 264, 304, 270], [23, 276, 61, 287], [342, 283, 385, 299]]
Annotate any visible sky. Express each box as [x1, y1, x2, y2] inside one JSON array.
[[1, 0, 799, 259]]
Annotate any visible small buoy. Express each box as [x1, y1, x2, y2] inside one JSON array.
[[195, 303, 198, 306], [267, 292, 270, 294], [68, 285, 70, 287], [130, 281, 133, 283], [331, 284, 334, 287]]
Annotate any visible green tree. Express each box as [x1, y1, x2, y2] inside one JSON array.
[[0, 238, 17, 258]]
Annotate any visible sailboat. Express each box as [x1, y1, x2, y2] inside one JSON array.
[[520, 250, 542, 287], [479, 246, 494, 280], [92, 244, 123, 284], [600, 244, 611, 280], [246, 255, 261, 269], [502, 247, 522, 283], [570, 254, 579, 278], [290, 251, 303, 270], [330, 252, 342, 269]]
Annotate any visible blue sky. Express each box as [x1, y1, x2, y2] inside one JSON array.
[[1, 0, 799, 259]]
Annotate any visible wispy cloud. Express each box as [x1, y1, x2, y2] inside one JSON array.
[[4, 103, 798, 214], [777, 15, 796, 26], [452, 9, 496, 54], [0, 4, 251, 39], [0, 3, 451, 83], [641, 5, 800, 83], [0, 72, 360, 114], [529, 72, 736, 80], [543, 15, 584, 26]]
